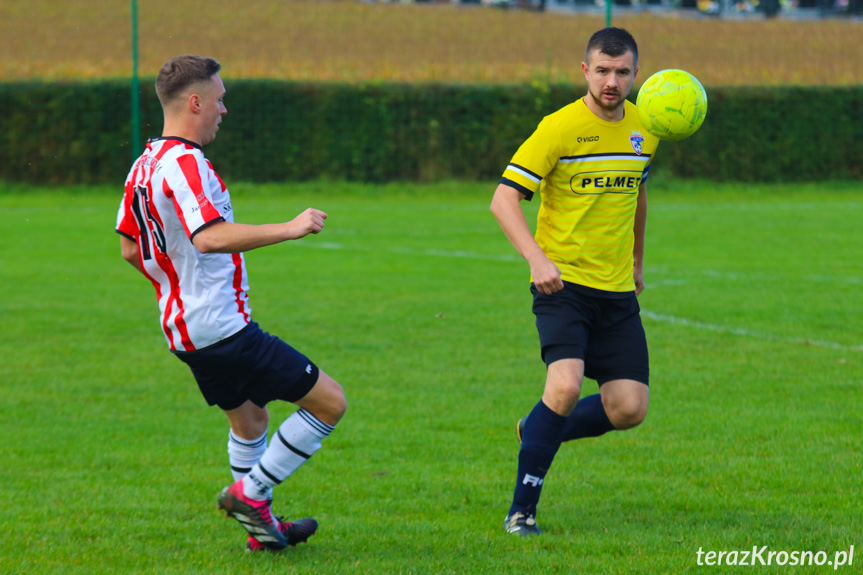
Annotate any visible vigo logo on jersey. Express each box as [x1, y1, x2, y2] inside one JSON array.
[[570, 170, 642, 195]]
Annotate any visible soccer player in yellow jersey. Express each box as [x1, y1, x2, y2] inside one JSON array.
[[491, 27, 659, 536]]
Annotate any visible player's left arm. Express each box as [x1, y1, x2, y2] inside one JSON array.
[[192, 208, 328, 254], [633, 180, 648, 296]]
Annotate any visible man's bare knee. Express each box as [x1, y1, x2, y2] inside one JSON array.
[[327, 382, 348, 421], [296, 372, 346, 426], [602, 381, 648, 430], [543, 358, 585, 416], [609, 400, 647, 430]]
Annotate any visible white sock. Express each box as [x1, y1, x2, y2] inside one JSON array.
[[227, 430, 267, 481], [242, 409, 335, 500]]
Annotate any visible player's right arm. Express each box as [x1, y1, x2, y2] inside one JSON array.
[[120, 235, 143, 273], [490, 183, 563, 295], [116, 178, 145, 275], [493, 114, 563, 294], [192, 207, 328, 254]]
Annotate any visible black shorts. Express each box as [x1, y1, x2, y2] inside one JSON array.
[[531, 281, 649, 386], [173, 322, 320, 411]]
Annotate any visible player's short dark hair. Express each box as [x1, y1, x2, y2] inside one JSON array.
[[155, 55, 222, 107], [585, 27, 638, 66]]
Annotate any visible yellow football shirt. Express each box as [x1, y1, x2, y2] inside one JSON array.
[[500, 97, 659, 292]]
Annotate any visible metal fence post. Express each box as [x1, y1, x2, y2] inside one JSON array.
[[130, 0, 141, 161]]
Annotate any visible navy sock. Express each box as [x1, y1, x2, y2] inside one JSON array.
[[561, 394, 615, 442], [509, 400, 567, 516]]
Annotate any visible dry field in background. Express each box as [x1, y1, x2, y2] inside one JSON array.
[[2, 0, 861, 85]]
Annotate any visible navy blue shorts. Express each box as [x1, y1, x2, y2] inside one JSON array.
[[173, 322, 320, 411], [531, 282, 649, 386]]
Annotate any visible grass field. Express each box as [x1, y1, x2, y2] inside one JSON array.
[[2, 0, 862, 85], [0, 178, 860, 574]]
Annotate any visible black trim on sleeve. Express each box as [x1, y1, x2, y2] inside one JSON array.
[[499, 177, 535, 201], [509, 163, 542, 181], [189, 217, 226, 243], [115, 229, 136, 241]]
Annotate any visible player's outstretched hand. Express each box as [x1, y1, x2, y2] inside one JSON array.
[[287, 208, 328, 239]]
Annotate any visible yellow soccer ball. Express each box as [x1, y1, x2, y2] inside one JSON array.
[[636, 69, 708, 141]]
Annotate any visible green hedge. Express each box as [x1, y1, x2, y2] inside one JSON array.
[[2, 80, 861, 184]]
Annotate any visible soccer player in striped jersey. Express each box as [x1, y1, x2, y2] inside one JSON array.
[[116, 55, 346, 551], [491, 28, 658, 536]]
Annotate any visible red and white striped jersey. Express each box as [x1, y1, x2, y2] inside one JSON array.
[[116, 137, 250, 351]]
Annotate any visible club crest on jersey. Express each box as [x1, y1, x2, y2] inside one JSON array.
[[630, 131, 645, 155]]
